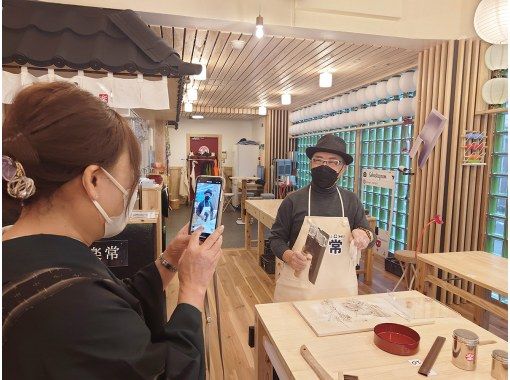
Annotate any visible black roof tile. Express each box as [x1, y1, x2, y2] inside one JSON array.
[[3, 0, 201, 77]]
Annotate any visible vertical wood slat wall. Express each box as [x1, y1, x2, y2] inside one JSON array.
[[264, 109, 293, 194], [408, 39, 494, 306], [408, 41, 455, 254]]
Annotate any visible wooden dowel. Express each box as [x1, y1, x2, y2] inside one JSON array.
[[445, 39, 466, 253], [300, 345, 335, 380], [435, 40, 455, 251]]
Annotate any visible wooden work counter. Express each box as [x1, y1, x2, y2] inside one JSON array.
[[245, 199, 378, 285], [255, 290, 507, 379], [417, 251, 508, 328]]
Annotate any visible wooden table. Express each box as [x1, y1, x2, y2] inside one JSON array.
[[417, 251, 508, 328], [255, 290, 507, 379], [245, 199, 377, 285]]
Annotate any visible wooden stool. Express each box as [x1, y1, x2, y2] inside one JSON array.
[[222, 192, 235, 212], [392, 250, 418, 291]]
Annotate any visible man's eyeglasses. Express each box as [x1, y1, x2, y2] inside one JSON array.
[[311, 157, 345, 168]]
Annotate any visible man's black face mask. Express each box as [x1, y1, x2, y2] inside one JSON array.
[[311, 165, 339, 188]]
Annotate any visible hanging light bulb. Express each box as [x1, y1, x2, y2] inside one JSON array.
[[319, 72, 332, 88], [255, 15, 264, 39], [194, 63, 207, 80], [184, 102, 193, 112], [187, 87, 198, 102], [258, 105, 267, 115], [281, 93, 291, 105]]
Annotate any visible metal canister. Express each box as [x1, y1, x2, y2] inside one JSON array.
[[491, 349, 508, 379], [452, 329, 479, 371]]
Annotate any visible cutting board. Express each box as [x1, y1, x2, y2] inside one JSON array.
[[293, 293, 458, 337]]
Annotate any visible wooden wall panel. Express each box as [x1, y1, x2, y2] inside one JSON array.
[[264, 109, 290, 195], [408, 39, 492, 256]]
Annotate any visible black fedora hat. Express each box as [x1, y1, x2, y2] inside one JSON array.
[[305, 134, 353, 165]]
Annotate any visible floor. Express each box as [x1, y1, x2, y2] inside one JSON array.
[[165, 210, 508, 379]]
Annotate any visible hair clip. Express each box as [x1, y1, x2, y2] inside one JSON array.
[[2, 155, 36, 201]]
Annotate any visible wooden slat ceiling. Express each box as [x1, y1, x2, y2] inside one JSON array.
[[150, 25, 419, 117]]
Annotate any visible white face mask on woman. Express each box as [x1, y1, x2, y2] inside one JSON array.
[[91, 168, 138, 238]]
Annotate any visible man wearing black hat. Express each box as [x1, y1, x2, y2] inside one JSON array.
[[196, 189, 214, 222], [269, 134, 375, 300]]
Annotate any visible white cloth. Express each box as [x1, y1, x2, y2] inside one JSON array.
[[190, 161, 197, 192], [2, 70, 169, 110], [274, 187, 358, 302], [179, 166, 190, 198]]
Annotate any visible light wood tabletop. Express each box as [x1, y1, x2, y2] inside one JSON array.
[[255, 290, 507, 379], [417, 251, 508, 297]]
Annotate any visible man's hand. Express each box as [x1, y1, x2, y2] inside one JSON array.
[[282, 249, 311, 272], [352, 228, 370, 250]]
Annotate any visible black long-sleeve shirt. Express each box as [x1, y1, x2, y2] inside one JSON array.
[[269, 183, 376, 260], [3, 234, 204, 379]]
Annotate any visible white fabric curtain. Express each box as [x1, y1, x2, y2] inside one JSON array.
[[2, 69, 169, 110]]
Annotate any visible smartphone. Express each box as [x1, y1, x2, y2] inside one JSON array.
[[189, 176, 224, 240]]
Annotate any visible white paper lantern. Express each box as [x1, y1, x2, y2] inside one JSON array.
[[398, 97, 416, 117], [376, 81, 388, 99], [365, 84, 377, 103], [482, 77, 508, 104], [374, 103, 387, 120], [340, 94, 349, 109], [364, 106, 376, 123], [345, 92, 353, 108], [333, 96, 342, 111], [327, 99, 335, 113], [474, 0, 508, 45], [385, 100, 400, 119], [387, 76, 401, 96], [354, 109, 364, 124], [356, 88, 366, 105], [485, 44, 509, 70], [399, 72, 416, 93]]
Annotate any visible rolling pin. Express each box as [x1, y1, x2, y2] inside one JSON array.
[[300, 345, 335, 380]]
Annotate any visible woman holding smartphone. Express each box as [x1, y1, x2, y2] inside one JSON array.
[[3, 82, 223, 379]]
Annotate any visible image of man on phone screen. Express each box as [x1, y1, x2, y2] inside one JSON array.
[[196, 189, 214, 222]]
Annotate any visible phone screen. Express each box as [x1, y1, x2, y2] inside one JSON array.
[[190, 177, 222, 239]]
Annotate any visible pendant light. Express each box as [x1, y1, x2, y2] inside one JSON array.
[[194, 63, 207, 81], [258, 106, 267, 115], [281, 93, 291, 105], [319, 72, 332, 88], [255, 15, 264, 39], [474, 0, 508, 44], [184, 102, 193, 112], [187, 87, 198, 102]]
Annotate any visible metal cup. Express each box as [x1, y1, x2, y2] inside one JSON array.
[[491, 349, 508, 380], [452, 329, 479, 371]]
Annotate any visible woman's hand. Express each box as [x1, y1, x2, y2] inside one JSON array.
[[163, 223, 191, 267], [177, 225, 224, 310], [352, 228, 370, 250]]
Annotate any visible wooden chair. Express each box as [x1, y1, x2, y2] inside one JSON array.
[[392, 250, 418, 291]]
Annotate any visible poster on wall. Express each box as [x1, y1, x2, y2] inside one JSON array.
[[361, 169, 396, 258]]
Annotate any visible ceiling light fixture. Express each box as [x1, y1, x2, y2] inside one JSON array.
[[319, 72, 332, 88], [194, 63, 207, 80], [187, 87, 198, 102], [184, 102, 193, 113], [191, 115, 204, 119], [258, 106, 267, 116], [255, 15, 264, 39], [281, 93, 291, 105]]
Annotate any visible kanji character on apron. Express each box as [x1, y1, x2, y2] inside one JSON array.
[[274, 187, 359, 302]]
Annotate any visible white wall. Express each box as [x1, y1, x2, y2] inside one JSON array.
[[167, 118, 262, 167]]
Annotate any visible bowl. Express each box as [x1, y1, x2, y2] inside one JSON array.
[[374, 323, 420, 356]]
